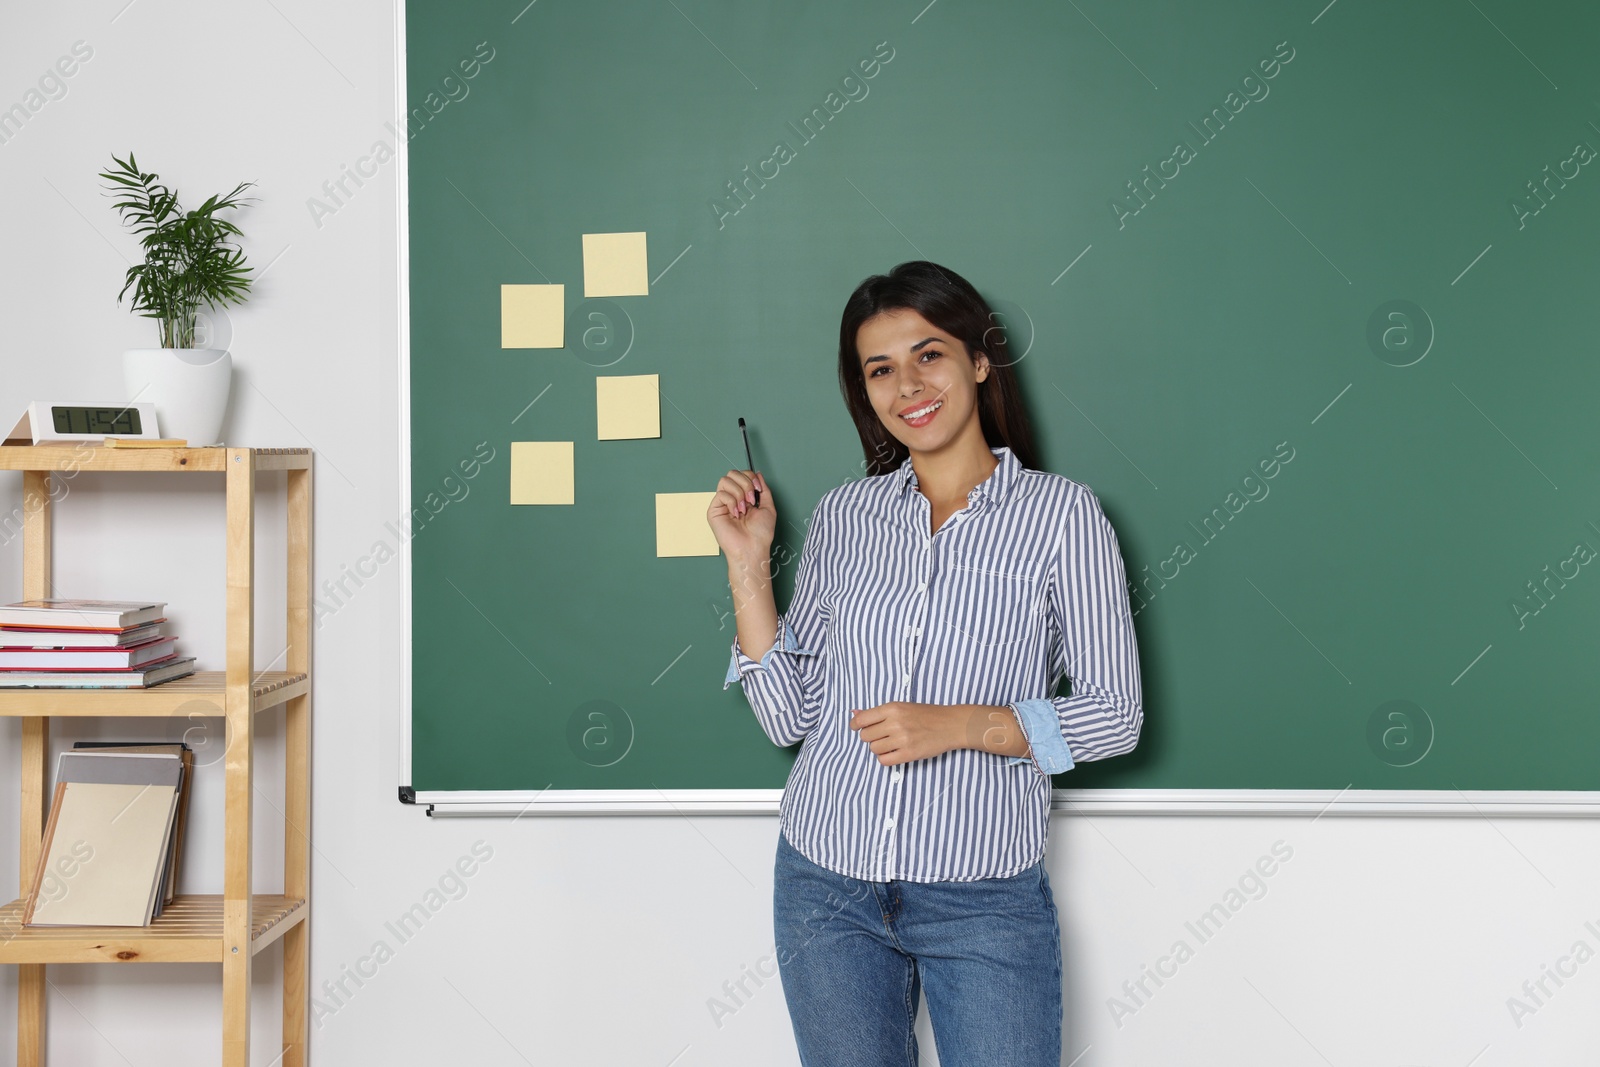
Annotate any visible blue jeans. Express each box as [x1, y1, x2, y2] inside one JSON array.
[[773, 831, 1063, 1066]]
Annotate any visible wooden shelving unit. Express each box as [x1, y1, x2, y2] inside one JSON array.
[[0, 446, 313, 1067]]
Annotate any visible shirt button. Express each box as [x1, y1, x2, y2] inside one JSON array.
[[891, 770, 902, 783], [885, 815, 896, 827]]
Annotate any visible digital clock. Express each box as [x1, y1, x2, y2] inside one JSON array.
[[6, 401, 164, 445]]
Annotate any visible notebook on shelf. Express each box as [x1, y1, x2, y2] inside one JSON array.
[[71, 743, 195, 909], [0, 656, 196, 688], [0, 621, 167, 649], [23, 749, 187, 927], [0, 599, 166, 629]]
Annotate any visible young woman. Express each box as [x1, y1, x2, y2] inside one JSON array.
[[709, 261, 1143, 1066]]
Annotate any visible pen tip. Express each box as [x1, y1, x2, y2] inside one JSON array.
[[738, 417, 746, 428]]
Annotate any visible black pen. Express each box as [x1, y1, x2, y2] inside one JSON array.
[[738, 417, 760, 508]]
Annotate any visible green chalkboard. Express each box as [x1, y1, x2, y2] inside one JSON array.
[[405, 0, 1600, 795]]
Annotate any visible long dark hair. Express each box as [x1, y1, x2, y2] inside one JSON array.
[[837, 260, 1039, 477]]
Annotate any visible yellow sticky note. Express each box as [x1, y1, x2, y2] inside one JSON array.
[[510, 441, 574, 504], [656, 492, 719, 557], [502, 284, 564, 348], [597, 374, 661, 440], [582, 232, 649, 297]]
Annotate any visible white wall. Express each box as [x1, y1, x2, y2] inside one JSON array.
[[2, 3, 1597, 1064]]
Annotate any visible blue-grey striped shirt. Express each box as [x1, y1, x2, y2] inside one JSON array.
[[723, 444, 1143, 882]]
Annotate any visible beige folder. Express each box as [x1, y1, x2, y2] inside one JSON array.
[[24, 780, 178, 927], [61, 747, 190, 909]]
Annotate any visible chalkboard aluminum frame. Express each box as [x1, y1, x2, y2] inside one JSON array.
[[392, 1, 1598, 818]]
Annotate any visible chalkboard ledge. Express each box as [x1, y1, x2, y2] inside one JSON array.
[[412, 789, 1600, 818]]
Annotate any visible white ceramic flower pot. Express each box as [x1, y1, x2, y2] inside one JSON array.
[[122, 348, 233, 446]]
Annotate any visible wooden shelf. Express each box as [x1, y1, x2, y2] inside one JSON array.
[[5, 447, 314, 1065], [0, 671, 308, 717], [0, 445, 310, 473], [0, 895, 306, 964]]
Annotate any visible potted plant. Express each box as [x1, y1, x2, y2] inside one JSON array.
[[101, 152, 256, 446]]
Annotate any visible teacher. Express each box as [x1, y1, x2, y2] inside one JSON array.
[[709, 260, 1143, 1065]]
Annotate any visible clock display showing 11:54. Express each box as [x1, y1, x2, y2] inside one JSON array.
[[52, 405, 143, 435]]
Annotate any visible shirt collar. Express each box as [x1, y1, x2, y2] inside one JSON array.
[[896, 445, 1020, 509]]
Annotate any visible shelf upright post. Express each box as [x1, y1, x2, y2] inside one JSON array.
[[282, 459, 313, 1065], [222, 449, 255, 1066], [18, 470, 50, 1066]]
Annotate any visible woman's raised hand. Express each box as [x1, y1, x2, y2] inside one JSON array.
[[708, 469, 775, 564]]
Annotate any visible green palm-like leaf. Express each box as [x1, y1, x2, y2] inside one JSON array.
[[101, 152, 258, 347]]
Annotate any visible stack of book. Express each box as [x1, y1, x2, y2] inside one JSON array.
[[0, 599, 195, 687], [23, 743, 195, 926]]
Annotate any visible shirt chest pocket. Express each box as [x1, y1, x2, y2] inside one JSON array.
[[940, 558, 1040, 648]]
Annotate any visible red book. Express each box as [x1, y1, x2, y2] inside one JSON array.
[[0, 621, 167, 649]]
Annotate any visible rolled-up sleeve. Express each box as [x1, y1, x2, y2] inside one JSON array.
[[1006, 487, 1143, 776], [1005, 699, 1076, 775], [722, 496, 830, 747]]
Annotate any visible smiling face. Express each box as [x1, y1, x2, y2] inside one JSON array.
[[856, 307, 990, 457]]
